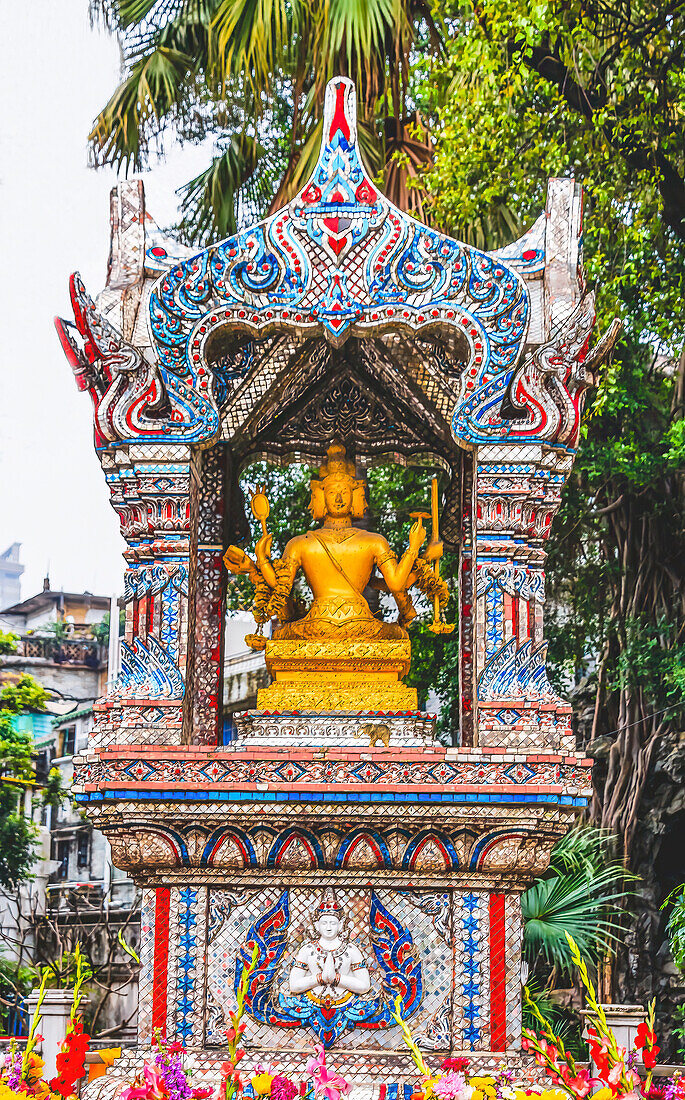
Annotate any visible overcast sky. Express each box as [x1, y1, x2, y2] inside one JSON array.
[[0, 2, 214, 601]]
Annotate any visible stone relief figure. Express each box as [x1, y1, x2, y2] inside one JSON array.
[[289, 889, 371, 1005], [234, 888, 422, 1046], [224, 440, 447, 646]]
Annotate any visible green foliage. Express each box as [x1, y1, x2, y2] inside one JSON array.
[[90, 0, 446, 238], [662, 886, 685, 976], [0, 674, 50, 889], [0, 785, 38, 891], [0, 676, 48, 716], [521, 828, 631, 978], [0, 630, 19, 656], [426, 0, 685, 859], [42, 619, 70, 642], [90, 609, 125, 646]]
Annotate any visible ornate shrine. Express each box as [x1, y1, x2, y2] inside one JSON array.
[[56, 78, 618, 1096]]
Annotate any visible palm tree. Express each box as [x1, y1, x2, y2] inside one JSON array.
[[522, 826, 631, 978], [89, 0, 445, 240], [520, 827, 633, 1053]]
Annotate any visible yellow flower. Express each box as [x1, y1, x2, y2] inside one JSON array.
[[470, 1079, 496, 1100], [251, 1073, 275, 1096], [591, 1091, 614, 1100], [539, 1092, 569, 1100]]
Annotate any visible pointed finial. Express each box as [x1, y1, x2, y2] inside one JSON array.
[[322, 78, 357, 149]]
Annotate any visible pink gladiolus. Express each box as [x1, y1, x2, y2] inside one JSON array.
[[431, 1072, 472, 1100], [607, 1062, 624, 1088], [306, 1045, 350, 1100]]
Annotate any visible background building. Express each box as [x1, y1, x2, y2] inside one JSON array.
[[0, 582, 109, 703], [0, 544, 24, 611]]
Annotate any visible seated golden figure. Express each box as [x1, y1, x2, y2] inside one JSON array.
[[223, 442, 449, 713], [224, 442, 441, 644]]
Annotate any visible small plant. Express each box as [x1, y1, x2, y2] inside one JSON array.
[[662, 885, 685, 975], [0, 630, 19, 656]]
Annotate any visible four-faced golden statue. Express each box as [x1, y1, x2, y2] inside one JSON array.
[[224, 442, 448, 651]]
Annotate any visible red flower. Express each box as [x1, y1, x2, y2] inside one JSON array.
[[440, 1059, 470, 1074], [635, 1023, 655, 1050], [49, 1017, 91, 1097], [642, 1048, 660, 1070]]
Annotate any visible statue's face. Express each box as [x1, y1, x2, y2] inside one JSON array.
[[323, 477, 353, 518], [315, 913, 342, 938]]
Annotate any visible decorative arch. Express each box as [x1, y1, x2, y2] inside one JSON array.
[[402, 831, 459, 870], [469, 829, 531, 870], [267, 829, 325, 869], [201, 827, 257, 867], [335, 830, 392, 869]]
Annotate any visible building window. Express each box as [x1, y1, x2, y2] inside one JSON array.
[[55, 840, 70, 880], [62, 726, 76, 756], [76, 832, 90, 870], [35, 750, 50, 783]]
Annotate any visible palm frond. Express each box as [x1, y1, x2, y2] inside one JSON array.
[[90, 46, 196, 168], [319, 0, 401, 105], [210, 0, 289, 97], [521, 827, 633, 976], [115, 0, 173, 26], [177, 132, 267, 242]]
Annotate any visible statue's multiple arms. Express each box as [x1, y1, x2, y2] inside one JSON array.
[[375, 519, 426, 593], [224, 535, 299, 589]]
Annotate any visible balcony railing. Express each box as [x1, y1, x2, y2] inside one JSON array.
[[16, 636, 105, 667]]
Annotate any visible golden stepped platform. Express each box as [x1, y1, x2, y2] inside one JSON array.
[[257, 638, 418, 712]]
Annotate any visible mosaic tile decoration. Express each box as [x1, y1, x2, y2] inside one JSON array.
[[72, 744, 593, 816], [55, 76, 618, 759], [137, 888, 156, 1046], [135, 884, 524, 1080], [204, 888, 454, 1054]]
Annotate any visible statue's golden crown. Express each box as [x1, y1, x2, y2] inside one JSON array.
[[309, 442, 367, 520], [317, 441, 356, 480]]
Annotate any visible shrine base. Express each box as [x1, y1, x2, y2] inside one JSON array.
[[74, 709, 590, 1093]]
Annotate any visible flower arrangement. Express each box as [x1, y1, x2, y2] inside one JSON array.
[[392, 937, 679, 1100], [521, 936, 667, 1100], [0, 944, 90, 1100], [120, 1035, 212, 1100], [4, 930, 682, 1100]]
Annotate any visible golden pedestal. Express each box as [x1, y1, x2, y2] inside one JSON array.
[[257, 639, 418, 712]]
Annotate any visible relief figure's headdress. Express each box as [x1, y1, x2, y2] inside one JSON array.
[[313, 887, 343, 917], [309, 441, 367, 521]]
